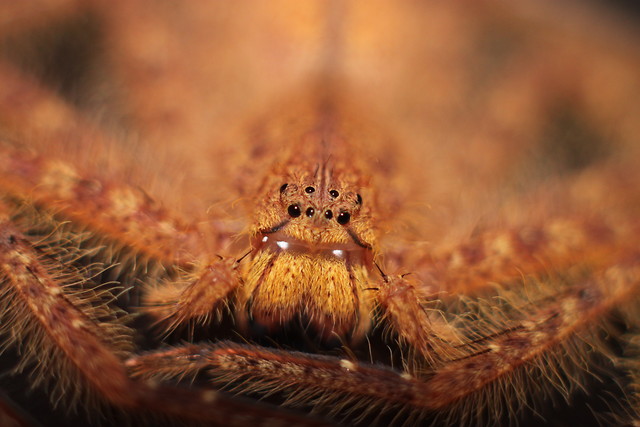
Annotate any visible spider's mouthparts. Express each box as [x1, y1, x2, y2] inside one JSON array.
[[254, 230, 370, 265], [238, 230, 376, 342]]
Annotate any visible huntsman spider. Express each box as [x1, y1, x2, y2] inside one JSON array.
[[0, 2, 639, 426]]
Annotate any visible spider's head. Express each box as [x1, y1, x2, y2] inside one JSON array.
[[239, 175, 378, 342], [251, 175, 377, 263], [273, 181, 367, 246]]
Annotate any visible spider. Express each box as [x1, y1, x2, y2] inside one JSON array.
[[0, 1, 639, 426]]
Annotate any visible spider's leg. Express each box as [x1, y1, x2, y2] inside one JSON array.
[[129, 264, 640, 423], [0, 62, 213, 265], [376, 209, 639, 370], [141, 256, 240, 333], [0, 62, 243, 330], [126, 341, 436, 422], [405, 215, 633, 296], [0, 139, 239, 322], [0, 140, 244, 330], [0, 210, 325, 425], [0, 139, 243, 326], [374, 273, 466, 365], [394, 160, 640, 298], [374, 215, 628, 365]]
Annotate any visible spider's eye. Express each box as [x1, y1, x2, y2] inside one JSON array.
[[337, 211, 350, 225], [324, 210, 333, 220], [288, 204, 301, 218], [306, 207, 315, 217], [329, 190, 339, 198], [305, 186, 315, 194], [280, 183, 288, 193], [356, 193, 362, 205]]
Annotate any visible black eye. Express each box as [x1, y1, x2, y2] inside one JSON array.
[[305, 207, 315, 217], [305, 186, 315, 194], [356, 193, 362, 204], [329, 190, 339, 198], [324, 210, 333, 220], [288, 204, 301, 218], [280, 183, 288, 193], [337, 211, 350, 225]]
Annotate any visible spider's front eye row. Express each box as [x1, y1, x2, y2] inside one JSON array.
[[287, 204, 350, 225]]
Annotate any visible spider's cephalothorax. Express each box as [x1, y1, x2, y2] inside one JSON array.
[[0, 2, 640, 427], [240, 126, 376, 341]]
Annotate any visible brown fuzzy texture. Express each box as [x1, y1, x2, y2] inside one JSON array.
[[0, 2, 639, 426]]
